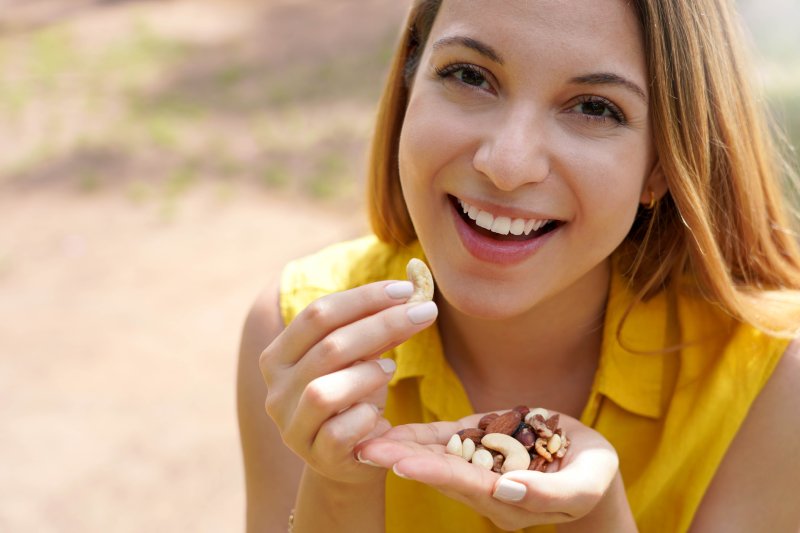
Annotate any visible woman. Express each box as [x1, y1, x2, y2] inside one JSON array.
[[238, 0, 800, 531]]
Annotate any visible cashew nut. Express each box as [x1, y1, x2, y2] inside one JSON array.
[[481, 433, 531, 473], [534, 438, 553, 463], [406, 258, 434, 303]]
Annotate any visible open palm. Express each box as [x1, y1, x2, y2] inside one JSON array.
[[357, 411, 622, 531]]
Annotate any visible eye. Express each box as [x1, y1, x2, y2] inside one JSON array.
[[568, 96, 626, 124], [435, 63, 493, 92]]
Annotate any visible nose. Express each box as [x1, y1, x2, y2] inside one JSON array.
[[472, 104, 551, 191]]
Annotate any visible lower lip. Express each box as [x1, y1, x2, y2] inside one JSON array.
[[451, 200, 559, 266]]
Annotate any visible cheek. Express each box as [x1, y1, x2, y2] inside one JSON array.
[[563, 136, 650, 215], [398, 96, 462, 216], [556, 139, 651, 262]]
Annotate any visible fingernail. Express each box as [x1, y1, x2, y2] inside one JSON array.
[[385, 281, 414, 299], [392, 464, 411, 479], [493, 478, 526, 502], [407, 301, 438, 324], [376, 358, 396, 374], [356, 451, 381, 467]]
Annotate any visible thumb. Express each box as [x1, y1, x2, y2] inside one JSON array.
[[493, 448, 616, 517]]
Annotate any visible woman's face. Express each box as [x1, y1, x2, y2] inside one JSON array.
[[399, 0, 656, 319]]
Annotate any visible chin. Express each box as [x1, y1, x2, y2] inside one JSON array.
[[438, 282, 541, 321]]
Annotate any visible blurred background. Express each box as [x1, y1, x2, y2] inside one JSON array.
[[0, 0, 797, 531]]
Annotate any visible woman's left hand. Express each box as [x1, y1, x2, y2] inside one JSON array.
[[356, 411, 635, 532]]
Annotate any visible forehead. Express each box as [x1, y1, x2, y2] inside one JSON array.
[[430, 0, 647, 85]]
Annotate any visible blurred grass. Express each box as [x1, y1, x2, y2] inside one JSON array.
[[0, 1, 796, 211], [0, 2, 401, 210]]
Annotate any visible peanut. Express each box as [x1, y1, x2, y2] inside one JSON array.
[[445, 433, 462, 456], [547, 434, 562, 454], [471, 448, 494, 470], [461, 437, 476, 461]]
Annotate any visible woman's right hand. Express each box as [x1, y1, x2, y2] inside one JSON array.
[[259, 279, 438, 485]]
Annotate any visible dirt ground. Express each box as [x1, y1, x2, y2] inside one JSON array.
[[0, 185, 368, 532], [0, 0, 405, 531]]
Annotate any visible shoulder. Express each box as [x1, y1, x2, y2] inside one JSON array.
[[280, 235, 415, 324], [237, 277, 303, 532], [689, 338, 800, 532]]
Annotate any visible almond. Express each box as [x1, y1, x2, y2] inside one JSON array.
[[477, 413, 499, 430], [512, 405, 530, 418], [457, 428, 486, 444], [484, 410, 522, 435]]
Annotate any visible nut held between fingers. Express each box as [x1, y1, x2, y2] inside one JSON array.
[[406, 258, 434, 303]]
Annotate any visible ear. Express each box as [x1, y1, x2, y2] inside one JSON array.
[[640, 160, 668, 205]]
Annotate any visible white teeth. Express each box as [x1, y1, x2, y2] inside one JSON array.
[[490, 216, 511, 235], [457, 197, 552, 237], [475, 210, 494, 230]]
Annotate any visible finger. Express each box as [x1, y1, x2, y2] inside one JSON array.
[[358, 439, 569, 528], [262, 280, 415, 371], [391, 453, 567, 526], [496, 437, 618, 517], [293, 298, 438, 380], [379, 415, 486, 445], [310, 401, 390, 466], [358, 437, 496, 492], [282, 359, 397, 450]]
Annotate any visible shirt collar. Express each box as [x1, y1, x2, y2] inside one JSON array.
[[593, 268, 677, 419], [388, 244, 676, 421]]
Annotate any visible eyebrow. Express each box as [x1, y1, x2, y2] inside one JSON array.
[[432, 36, 647, 102], [569, 72, 647, 102], [431, 36, 505, 65]]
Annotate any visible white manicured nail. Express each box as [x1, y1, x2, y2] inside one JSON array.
[[385, 281, 414, 299], [407, 301, 438, 324], [392, 464, 411, 479], [493, 478, 526, 502], [356, 451, 381, 467], [376, 358, 396, 374]]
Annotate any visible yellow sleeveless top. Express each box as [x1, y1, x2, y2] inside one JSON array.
[[279, 236, 788, 533]]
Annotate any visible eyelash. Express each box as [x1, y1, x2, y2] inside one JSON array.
[[571, 95, 627, 125], [434, 63, 493, 91], [434, 62, 628, 125]]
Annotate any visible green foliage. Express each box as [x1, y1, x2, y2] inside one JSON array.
[[262, 164, 290, 188]]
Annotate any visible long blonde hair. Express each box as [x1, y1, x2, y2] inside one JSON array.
[[367, 0, 800, 336]]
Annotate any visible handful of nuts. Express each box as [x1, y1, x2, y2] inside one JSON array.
[[445, 406, 570, 473]]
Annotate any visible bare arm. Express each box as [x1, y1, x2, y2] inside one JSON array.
[[689, 339, 800, 532], [238, 275, 436, 532], [237, 280, 303, 532]]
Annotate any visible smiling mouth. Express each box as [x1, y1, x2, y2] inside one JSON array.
[[449, 195, 562, 242]]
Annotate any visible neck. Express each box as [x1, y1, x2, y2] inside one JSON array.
[[437, 261, 611, 415]]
